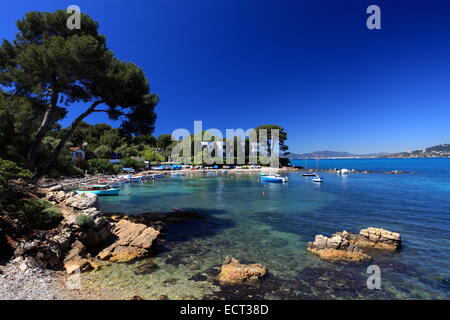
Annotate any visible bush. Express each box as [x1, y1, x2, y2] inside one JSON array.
[[0, 159, 32, 186], [75, 214, 94, 229], [88, 159, 115, 174], [22, 198, 62, 229], [121, 157, 145, 170]]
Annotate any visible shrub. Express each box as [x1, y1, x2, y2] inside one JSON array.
[[22, 199, 63, 229], [88, 159, 115, 174], [75, 214, 94, 229], [120, 157, 145, 170]]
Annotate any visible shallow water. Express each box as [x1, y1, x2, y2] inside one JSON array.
[[83, 159, 450, 299]]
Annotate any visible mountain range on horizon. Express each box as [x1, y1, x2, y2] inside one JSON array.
[[288, 144, 450, 159]]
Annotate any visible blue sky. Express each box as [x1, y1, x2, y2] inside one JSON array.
[[1, 0, 450, 153]]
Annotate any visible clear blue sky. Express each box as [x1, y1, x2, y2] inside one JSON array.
[[2, 0, 450, 154]]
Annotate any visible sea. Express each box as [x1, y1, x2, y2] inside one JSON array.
[[83, 158, 450, 300]]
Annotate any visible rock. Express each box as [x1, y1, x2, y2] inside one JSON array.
[[218, 257, 267, 283], [307, 227, 401, 262], [78, 207, 102, 219], [354, 227, 401, 250], [307, 233, 370, 262], [14, 231, 68, 268], [64, 193, 98, 210], [46, 191, 68, 203], [112, 219, 159, 249], [96, 220, 158, 262], [97, 244, 148, 263], [48, 184, 63, 192], [63, 241, 100, 275], [77, 218, 112, 247]]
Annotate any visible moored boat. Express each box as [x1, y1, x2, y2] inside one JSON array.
[[312, 176, 324, 183], [76, 184, 120, 196], [302, 172, 316, 177], [260, 174, 288, 183]]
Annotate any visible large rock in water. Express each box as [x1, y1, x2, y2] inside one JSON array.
[[307, 228, 401, 262], [97, 220, 159, 263], [353, 227, 401, 250], [307, 233, 370, 262], [218, 257, 268, 283]]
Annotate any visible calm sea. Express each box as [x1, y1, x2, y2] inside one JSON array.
[[86, 158, 450, 299]]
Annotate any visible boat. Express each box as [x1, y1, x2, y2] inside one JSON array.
[[260, 174, 288, 183], [76, 184, 120, 196], [170, 172, 186, 176], [302, 172, 316, 177], [150, 174, 165, 179], [312, 176, 324, 183], [130, 175, 143, 183]]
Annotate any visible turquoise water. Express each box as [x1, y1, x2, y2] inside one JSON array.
[[88, 158, 450, 299]]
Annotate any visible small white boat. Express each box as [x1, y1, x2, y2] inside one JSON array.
[[261, 174, 288, 183], [312, 176, 324, 183]]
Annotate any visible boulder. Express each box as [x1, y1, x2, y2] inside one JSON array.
[[13, 231, 71, 268], [354, 227, 401, 250], [97, 220, 159, 263], [64, 193, 98, 210], [77, 218, 112, 247], [307, 228, 401, 262], [97, 244, 148, 263], [112, 219, 159, 249], [46, 191, 69, 203], [218, 257, 267, 283], [63, 240, 101, 274]]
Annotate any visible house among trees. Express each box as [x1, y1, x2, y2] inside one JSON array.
[[69, 147, 86, 162]]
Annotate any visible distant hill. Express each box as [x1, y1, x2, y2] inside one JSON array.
[[386, 143, 450, 158], [288, 143, 450, 159], [288, 151, 386, 159]]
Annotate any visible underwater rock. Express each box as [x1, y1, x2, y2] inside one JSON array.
[[134, 260, 159, 275], [218, 257, 267, 283], [307, 228, 401, 262]]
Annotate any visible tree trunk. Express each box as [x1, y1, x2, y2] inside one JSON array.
[[33, 100, 104, 182], [24, 89, 59, 172]]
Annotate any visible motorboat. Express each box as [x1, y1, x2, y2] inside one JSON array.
[[260, 174, 288, 183], [312, 176, 324, 183], [76, 184, 120, 196], [302, 172, 316, 177]]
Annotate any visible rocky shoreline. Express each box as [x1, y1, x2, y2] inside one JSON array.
[[1, 180, 403, 300]]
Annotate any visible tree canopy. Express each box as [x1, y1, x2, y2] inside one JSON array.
[[0, 10, 158, 180]]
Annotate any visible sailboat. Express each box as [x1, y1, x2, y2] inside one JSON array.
[[312, 157, 324, 182], [302, 158, 317, 176]]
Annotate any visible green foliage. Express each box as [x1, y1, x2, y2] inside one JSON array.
[[140, 146, 165, 163], [87, 159, 115, 174], [21, 198, 62, 229], [94, 145, 113, 159], [120, 157, 145, 170], [0, 10, 158, 177], [75, 214, 94, 229], [0, 159, 32, 186]]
